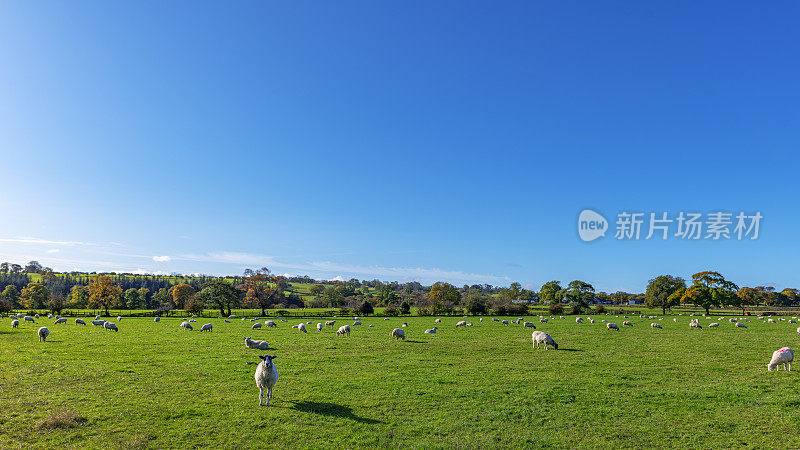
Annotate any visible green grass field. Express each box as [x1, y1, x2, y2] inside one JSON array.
[[2, 313, 799, 449]]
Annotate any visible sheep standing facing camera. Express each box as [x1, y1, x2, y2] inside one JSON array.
[[38, 327, 49, 342], [254, 355, 278, 406], [12, 319, 19, 328], [768, 347, 794, 371]]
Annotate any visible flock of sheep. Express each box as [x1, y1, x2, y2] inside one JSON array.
[[5, 309, 798, 406]]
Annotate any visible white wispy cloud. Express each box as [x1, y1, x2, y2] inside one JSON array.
[[47, 249, 61, 253], [152, 255, 171, 262], [0, 237, 94, 246]]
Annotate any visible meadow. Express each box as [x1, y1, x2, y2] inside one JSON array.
[[2, 312, 799, 449]]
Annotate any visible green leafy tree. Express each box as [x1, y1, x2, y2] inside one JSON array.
[[375, 284, 400, 307], [1, 285, 21, 307], [428, 282, 461, 315], [682, 271, 739, 315], [644, 275, 686, 314], [87, 275, 123, 316], [69, 285, 88, 309], [124, 288, 141, 310], [200, 281, 241, 317], [464, 290, 489, 315], [359, 300, 374, 315], [21, 282, 50, 310], [539, 281, 562, 304], [562, 280, 594, 314]]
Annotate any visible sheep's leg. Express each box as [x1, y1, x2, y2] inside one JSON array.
[[259, 387, 264, 406], [544, 343, 548, 350], [266, 387, 272, 406]]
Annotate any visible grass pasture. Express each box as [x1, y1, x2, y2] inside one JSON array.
[[2, 314, 800, 449]]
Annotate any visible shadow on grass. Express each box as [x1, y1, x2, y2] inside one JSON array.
[[287, 401, 383, 424], [558, 348, 582, 352]]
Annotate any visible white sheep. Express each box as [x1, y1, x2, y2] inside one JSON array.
[[797, 326, 800, 336], [523, 322, 536, 328], [254, 355, 278, 406], [75, 318, 86, 325], [768, 318, 776, 324], [651, 323, 662, 329], [352, 320, 362, 326], [95, 315, 101, 320], [252, 323, 262, 329], [391, 328, 406, 341], [790, 319, 797, 324], [690, 322, 702, 329], [729, 318, 737, 323], [492, 318, 499, 322], [103, 322, 118, 331], [576, 317, 583, 324], [767, 347, 794, 371], [424, 327, 437, 334], [540, 318, 548, 323], [191, 314, 198, 318], [607, 323, 619, 331], [709, 322, 719, 328], [12, 319, 19, 328], [531, 331, 558, 350], [91, 320, 105, 327], [35, 314, 40, 319], [54, 318, 67, 325], [589, 318, 595, 324], [24, 316, 35, 323], [337, 325, 351, 336], [117, 316, 122, 322], [200, 323, 213, 332], [736, 322, 747, 328], [47, 314, 52, 319], [325, 320, 336, 326], [180, 321, 193, 331], [245, 337, 269, 350], [38, 326, 49, 341], [316, 323, 323, 332], [502, 320, 509, 325], [154, 317, 161, 322], [622, 321, 633, 327], [265, 320, 277, 327], [298, 323, 307, 333], [480, 318, 483, 322], [456, 320, 467, 327]]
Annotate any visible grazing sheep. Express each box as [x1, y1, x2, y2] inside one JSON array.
[[180, 321, 193, 331], [623, 321, 633, 327], [708, 323, 719, 328], [337, 325, 351, 336], [384, 318, 390, 321], [200, 323, 213, 332], [325, 320, 336, 326], [790, 319, 797, 324], [75, 318, 86, 325], [54, 318, 67, 325], [456, 320, 467, 327], [225, 319, 231, 323], [424, 327, 437, 334], [768, 318, 776, 324], [255, 355, 278, 406], [117, 316, 122, 322], [531, 331, 558, 350], [353, 321, 362, 326], [492, 318, 500, 322], [265, 320, 277, 328], [95, 315, 101, 320], [24, 316, 35, 323], [391, 328, 406, 341], [291, 325, 298, 329], [38, 327, 49, 341], [480, 317, 483, 322], [316, 323, 323, 332], [466, 323, 473, 327], [502, 320, 509, 325], [104, 322, 118, 332], [589, 318, 595, 324], [191, 314, 198, 318], [523, 322, 536, 328], [736, 322, 747, 328], [673, 318, 678, 322], [252, 323, 262, 329], [576, 317, 583, 324], [245, 337, 269, 350], [767, 347, 794, 371], [188, 319, 197, 323], [690, 322, 702, 329], [154, 317, 160, 322], [651, 323, 662, 329], [607, 323, 619, 331], [91, 320, 105, 327], [35, 314, 40, 319], [12, 319, 19, 328], [229, 315, 236, 319], [47, 314, 52, 319], [298, 323, 307, 333], [540, 318, 548, 323]]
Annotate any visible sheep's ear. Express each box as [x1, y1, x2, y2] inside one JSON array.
[[269, 355, 277, 360], [259, 355, 267, 360]]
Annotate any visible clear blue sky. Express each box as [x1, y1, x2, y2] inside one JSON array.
[[0, 2, 797, 292]]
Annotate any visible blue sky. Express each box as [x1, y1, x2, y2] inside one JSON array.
[[0, 2, 798, 292]]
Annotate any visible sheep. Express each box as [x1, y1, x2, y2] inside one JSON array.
[[384, 318, 390, 321], [245, 337, 269, 350], [353, 321, 362, 326], [180, 321, 193, 331], [95, 315, 102, 320], [252, 323, 262, 330], [391, 328, 406, 341], [480, 317, 483, 322], [492, 318, 500, 322], [790, 319, 798, 324], [424, 327, 437, 334], [255, 355, 278, 406], [690, 322, 702, 329], [54, 318, 67, 325], [325, 320, 336, 326], [651, 323, 662, 329], [298, 323, 307, 333], [576, 317, 583, 324], [35, 314, 40, 319], [736, 322, 747, 328], [47, 314, 52, 319], [229, 315, 236, 319], [456, 320, 467, 327], [291, 325, 298, 329], [523, 322, 536, 328], [623, 321, 633, 327], [768, 318, 776, 324], [75, 318, 86, 325], [188, 319, 197, 323], [11, 319, 19, 328], [24, 316, 35, 323], [589, 318, 595, 324], [91, 320, 105, 327], [466, 323, 473, 327], [104, 322, 118, 332], [540, 318, 548, 323], [337, 325, 351, 336], [306, 321, 312, 325], [154, 317, 161, 322], [767, 347, 794, 371], [531, 331, 558, 350], [225, 320, 231, 323], [797, 326, 800, 336], [673, 318, 678, 322], [708, 322, 719, 328], [265, 320, 277, 328], [191, 314, 198, 318], [117, 316, 122, 322], [38, 326, 49, 341], [200, 323, 213, 332], [607, 323, 619, 331], [516, 318, 523, 324], [316, 323, 323, 332], [502, 320, 509, 325]]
